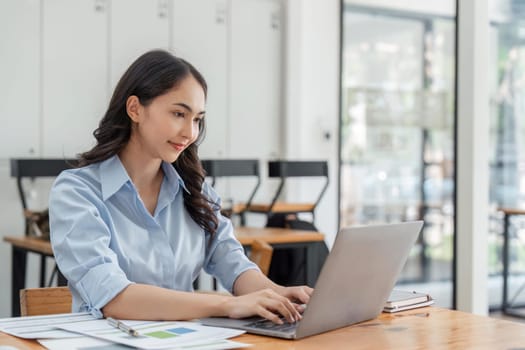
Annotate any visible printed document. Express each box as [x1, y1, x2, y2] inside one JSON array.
[[58, 318, 245, 349], [0, 312, 94, 339]]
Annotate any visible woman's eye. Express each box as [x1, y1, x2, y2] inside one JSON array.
[[173, 111, 184, 118], [193, 118, 202, 124]]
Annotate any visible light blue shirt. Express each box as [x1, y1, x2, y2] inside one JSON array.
[[49, 155, 258, 318]]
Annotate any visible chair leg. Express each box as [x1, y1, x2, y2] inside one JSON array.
[[240, 212, 246, 226], [12, 246, 27, 316], [57, 268, 68, 286], [47, 264, 58, 287], [39, 255, 47, 287]]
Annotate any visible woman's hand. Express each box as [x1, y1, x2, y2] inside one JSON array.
[[278, 285, 313, 303], [224, 288, 302, 324], [276, 285, 313, 312]]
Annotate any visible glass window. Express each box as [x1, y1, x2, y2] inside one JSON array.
[[341, 2, 456, 307], [489, 0, 525, 310]]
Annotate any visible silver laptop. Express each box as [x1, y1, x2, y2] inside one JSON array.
[[200, 221, 423, 339]]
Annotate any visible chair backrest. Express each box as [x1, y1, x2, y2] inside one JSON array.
[[200, 159, 261, 224], [267, 160, 329, 213], [201, 159, 260, 181], [10, 158, 77, 234], [268, 160, 328, 178], [20, 287, 72, 316], [249, 239, 274, 276]]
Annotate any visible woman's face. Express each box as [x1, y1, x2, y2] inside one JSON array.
[[129, 75, 205, 163]]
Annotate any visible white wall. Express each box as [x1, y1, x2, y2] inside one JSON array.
[[456, 0, 489, 315], [284, 0, 340, 246]]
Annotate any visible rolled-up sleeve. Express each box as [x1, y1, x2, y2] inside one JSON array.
[[202, 185, 259, 292], [49, 172, 132, 318]]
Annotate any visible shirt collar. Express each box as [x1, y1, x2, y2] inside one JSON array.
[[99, 155, 131, 201], [161, 161, 190, 195], [99, 155, 190, 201]]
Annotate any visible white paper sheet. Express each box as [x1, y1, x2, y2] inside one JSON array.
[[39, 336, 251, 350], [58, 319, 245, 349], [0, 312, 95, 339]]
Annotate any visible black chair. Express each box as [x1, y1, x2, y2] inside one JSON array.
[[244, 161, 329, 287], [10, 158, 75, 287], [11, 159, 77, 228], [200, 159, 261, 225], [246, 160, 329, 221]]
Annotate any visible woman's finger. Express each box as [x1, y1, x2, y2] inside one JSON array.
[[265, 295, 300, 323], [293, 303, 306, 314], [294, 287, 314, 304], [257, 306, 283, 324]]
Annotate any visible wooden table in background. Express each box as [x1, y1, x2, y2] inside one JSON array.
[[235, 226, 328, 287], [235, 226, 327, 287], [3, 236, 66, 317], [3, 307, 525, 349], [235, 226, 324, 246], [3, 227, 326, 316]]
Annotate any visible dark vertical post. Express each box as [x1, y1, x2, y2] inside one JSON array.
[[12, 246, 27, 316], [502, 213, 510, 312]]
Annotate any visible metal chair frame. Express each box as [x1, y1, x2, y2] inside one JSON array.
[[200, 159, 261, 225], [265, 160, 329, 220], [10, 158, 75, 288]]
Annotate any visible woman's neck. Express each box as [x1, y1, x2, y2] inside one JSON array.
[[118, 141, 163, 193]]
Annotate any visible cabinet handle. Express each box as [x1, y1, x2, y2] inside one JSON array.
[[271, 12, 280, 30], [158, 0, 168, 19], [94, 0, 106, 12], [215, 2, 226, 24]]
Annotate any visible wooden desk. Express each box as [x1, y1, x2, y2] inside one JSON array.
[[3, 307, 525, 349], [4, 228, 325, 317], [499, 208, 525, 318]]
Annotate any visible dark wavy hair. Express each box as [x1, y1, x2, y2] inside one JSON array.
[[78, 50, 218, 236]]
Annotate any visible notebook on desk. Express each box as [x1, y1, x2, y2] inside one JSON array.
[[383, 290, 434, 313], [200, 221, 423, 339]]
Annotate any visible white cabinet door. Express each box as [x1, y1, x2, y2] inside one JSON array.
[[229, 0, 282, 160], [0, 0, 41, 158], [42, 0, 109, 158], [110, 0, 170, 91], [171, 0, 228, 158]]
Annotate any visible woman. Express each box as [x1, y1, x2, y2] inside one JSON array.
[[49, 50, 311, 324]]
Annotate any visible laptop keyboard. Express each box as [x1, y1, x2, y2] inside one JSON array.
[[245, 318, 298, 332]]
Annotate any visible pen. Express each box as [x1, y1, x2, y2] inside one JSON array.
[[107, 317, 140, 337]]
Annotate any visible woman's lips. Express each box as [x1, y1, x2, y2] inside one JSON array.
[[169, 141, 186, 151]]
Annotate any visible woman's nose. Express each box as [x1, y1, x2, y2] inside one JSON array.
[[181, 118, 196, 139]]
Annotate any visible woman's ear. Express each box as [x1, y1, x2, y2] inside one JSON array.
[[126, 96, 142, 123]]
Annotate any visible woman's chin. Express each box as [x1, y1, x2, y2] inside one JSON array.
[[164, 152, 181, 164]]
